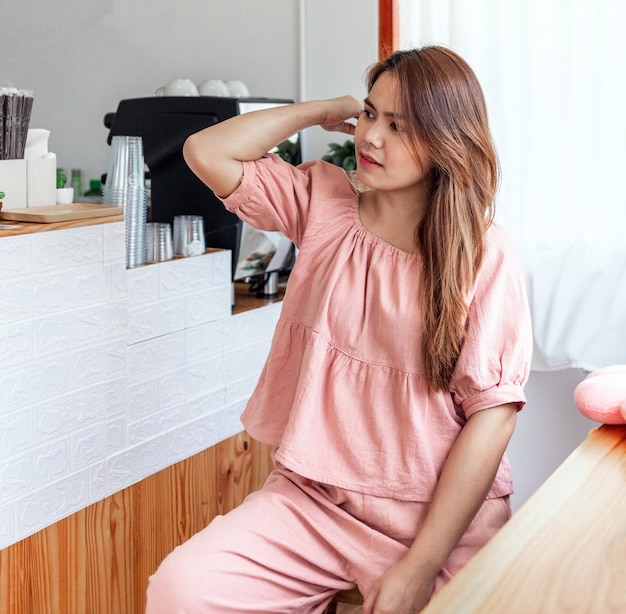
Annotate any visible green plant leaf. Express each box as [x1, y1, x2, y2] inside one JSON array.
[[323, 139, 356, 169], [342, 155, 356, 171], [56, 169, 67, 188]]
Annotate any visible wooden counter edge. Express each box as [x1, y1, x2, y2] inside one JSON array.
[[0, 214, 124, 237], [233, 281, 286, 314], [422, 424, 626, 613]]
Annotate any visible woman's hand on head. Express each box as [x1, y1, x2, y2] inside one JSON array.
[[320, 96, 364, 135]]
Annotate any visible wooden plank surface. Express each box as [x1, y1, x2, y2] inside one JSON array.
[[0, 432, 274, 614], [0, 214, 124, 237], [233, 281, 286, 314], [424, 424, 626, 613], [0, 204, 122, 223]]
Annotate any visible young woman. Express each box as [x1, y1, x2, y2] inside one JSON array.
[[146, 46, 532, 614]]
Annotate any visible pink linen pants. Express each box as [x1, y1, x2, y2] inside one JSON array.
[[145, 466, 510, 613]]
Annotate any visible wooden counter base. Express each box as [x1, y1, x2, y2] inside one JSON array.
[[0, 432, 274, 614]]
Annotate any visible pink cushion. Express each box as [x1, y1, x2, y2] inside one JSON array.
[[574, 365, 626, 424]]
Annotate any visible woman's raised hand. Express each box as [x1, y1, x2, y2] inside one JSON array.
[[319, 96, 364, 135]]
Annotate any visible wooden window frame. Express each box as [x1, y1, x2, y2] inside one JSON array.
[[379, 0, 399, 59]]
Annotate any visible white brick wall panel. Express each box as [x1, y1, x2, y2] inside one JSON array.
[[0, 501, 15, 550], [210, 250, 232, 286], [89, 461, 106, 504], [69, 265, 108, 308], [227, 303, 281, 347], [158, 357, 224, 410], [70, 423, 106, 471], [158, 256, 214, 298], [105, 436, 168, 496], [127, 402, 187, 445], [0, 408, 33, 461], [107, 260, 128, 300], [186, 387, 228, 421], [127, 265, 159, 305], [226, 374, 260, 405], [185, 319, 224, 363], [71, 344, 108, 389], [127, 378, 159, 422], [0, 234, 32, 279], [32, 438, 72, 489], [217, 400, 247, 442], [105, 340, 127, 380], [34, 383, 106, 446], [0, 226, 282, 547], [29, 272, 70, 319], [223, 337, 272, 384], [126, 331, 187, 382], [186, 285, 232, 327], [32, 227, 103, 271], [106, 298, 129, 339], [0, 436, 71, 501], [0, 272, 67, 322], [167, 413, 221, 464], [106, 416, 128, 456], [103, 222, 125, 262], [0, 354, 72, 412], [16, 468, 91, 541], [127, 296, 187, 345], [0, 319, 33, 366], [105, 377, 128, 418], [0, 453, 35, 500], [34, 306, 107, 356]]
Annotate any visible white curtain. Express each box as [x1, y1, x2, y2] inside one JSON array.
[[399, 0, 626, 371]]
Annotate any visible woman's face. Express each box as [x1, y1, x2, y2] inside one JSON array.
[[354, 71, 430, 196]]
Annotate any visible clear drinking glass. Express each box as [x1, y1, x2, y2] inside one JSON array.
[[146, 222, 173, 262], [173, 215, 206, 257]]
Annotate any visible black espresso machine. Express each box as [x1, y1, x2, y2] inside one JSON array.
[[104, 96, 300, 283]]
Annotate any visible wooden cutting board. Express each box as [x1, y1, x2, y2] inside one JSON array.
[[0, 203, 123, 223]]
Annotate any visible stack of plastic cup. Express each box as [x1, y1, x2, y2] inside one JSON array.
[[102, 135, 147, 268]]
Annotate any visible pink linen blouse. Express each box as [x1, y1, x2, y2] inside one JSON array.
[[221, 154, 533, 502]]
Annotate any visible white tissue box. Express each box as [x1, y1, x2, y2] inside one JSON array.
[[0, 158, 57, 209]]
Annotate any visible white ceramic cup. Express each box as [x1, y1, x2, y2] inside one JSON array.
[[155, 78, 199, 97], [198, 79, 230, 97], [225, 80, 250, 98]]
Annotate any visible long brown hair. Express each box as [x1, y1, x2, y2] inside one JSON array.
[[367, 46, 499, 391]]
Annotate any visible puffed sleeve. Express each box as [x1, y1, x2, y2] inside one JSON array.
[[219, 153, 317, 248], [450, 223, 533, 418]]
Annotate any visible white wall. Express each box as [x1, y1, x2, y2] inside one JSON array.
[[508, 368, 599, 512], [300, 1, 379, 167], [1, 0, 377, 190]]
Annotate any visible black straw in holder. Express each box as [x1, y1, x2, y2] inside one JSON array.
[[0, 87, 34, 160]]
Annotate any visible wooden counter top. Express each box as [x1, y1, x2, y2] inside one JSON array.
[[424, 424, 626, 613], [0, 214, 124, 237], [233, 281, 286, 314]]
